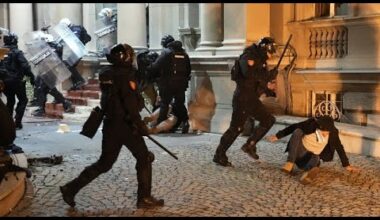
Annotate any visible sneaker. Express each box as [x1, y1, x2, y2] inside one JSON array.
[[136, 196, 164, 209], [60, 185, 76, 207], [281, 162, 294, 174], [299, 167, 320, 185], [241, 143, 259, 160]]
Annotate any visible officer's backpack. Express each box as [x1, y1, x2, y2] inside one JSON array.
[[170, 51, 189, 82]]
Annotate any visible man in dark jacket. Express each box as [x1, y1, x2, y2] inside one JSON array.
[[266, 115, 360, 184], [60, 43, 164, 209], [1, 33, 35, 129], [213, 37, 278, 167], [148, 35, 192, 133]]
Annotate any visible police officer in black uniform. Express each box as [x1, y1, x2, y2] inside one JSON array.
[[31, 40, 74, 117], [60, 43, 164, 209], [148, 35, 191, 133], [1, 33, 35, 129], [213, 37, 278, 167], [60, 18, 92, 91]]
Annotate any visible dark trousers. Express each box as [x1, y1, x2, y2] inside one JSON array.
[[64, 120, 154, 199], [157, 87, 188, 126], [287, 128, 320, 171], [69, 64, 85, 86], [67, 60, 85, 87], [35, 76, 66, 110], [0, 98, 16, 146], [4, 80, 28, 124], [218, 97, 275, 153]]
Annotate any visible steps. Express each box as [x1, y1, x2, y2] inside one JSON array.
[[44, 78, 101, 121]]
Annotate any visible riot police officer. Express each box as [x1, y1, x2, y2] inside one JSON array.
[[213, 37, 278, 167], [148, 35, 191, 133], [59, 18, 91, 90], [1, 33, 35, 129], [60, 43, 164, 209], [31, 40, 74, 117]]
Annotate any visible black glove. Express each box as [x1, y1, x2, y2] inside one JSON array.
[[138, 124, 150, 136]]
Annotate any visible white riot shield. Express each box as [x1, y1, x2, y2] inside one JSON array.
[[23, 31, 71, 89], [95, 18, 117, 54], [50, 23, 87, 67]]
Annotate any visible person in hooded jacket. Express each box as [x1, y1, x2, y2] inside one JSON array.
[[266, 115, 360, 184], [147, 35, 191, 133]]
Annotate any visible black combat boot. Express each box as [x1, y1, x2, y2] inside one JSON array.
[[213, 145, 232, 167], [136, 152, 164, 209], [63, 100, 75, 113], [241, 142, 259, 160], [14, 120, 23, 130], [181, 121, 190, 134], [59, 178, 79, 207], [32, 108, 45, 117], [137, 196, 165, 209]]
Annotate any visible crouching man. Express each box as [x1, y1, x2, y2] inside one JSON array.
[[266, 115, 360, 184]]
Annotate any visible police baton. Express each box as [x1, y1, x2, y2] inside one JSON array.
[[144, 105, 152, 115], [145, 135, 178, 160]]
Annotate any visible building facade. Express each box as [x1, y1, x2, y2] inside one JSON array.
[[1, 3, 380, 133]]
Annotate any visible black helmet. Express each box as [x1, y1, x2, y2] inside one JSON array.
[[3, 32, 18, 46], [161, 35, 174, 48], [106, 43, 135, 65], [147, 51, 158, 62], [257, 37, 276, 54]]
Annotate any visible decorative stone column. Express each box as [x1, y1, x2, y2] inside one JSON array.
[[178, 3, 200, 53], [82, 3, 97, 52], [148, 3, 181, 52], [117, 3, 147, 51], [195, 3, 222, 55], [53, 3, 83, 25], [35, 3, 82, 30], [9, 3, 34, 51], [216, 3, 270, 55], [0, 3, 9, 29]]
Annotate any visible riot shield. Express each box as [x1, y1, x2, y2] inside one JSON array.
[[50, 23, 87, 67], [23, 31, 71, 89], [94, 17, 117, 54]]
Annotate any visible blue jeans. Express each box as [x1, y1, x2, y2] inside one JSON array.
[[287, 129, 320, 171]]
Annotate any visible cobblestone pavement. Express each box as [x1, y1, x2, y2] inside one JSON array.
[[8, 124, 380, 217]]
